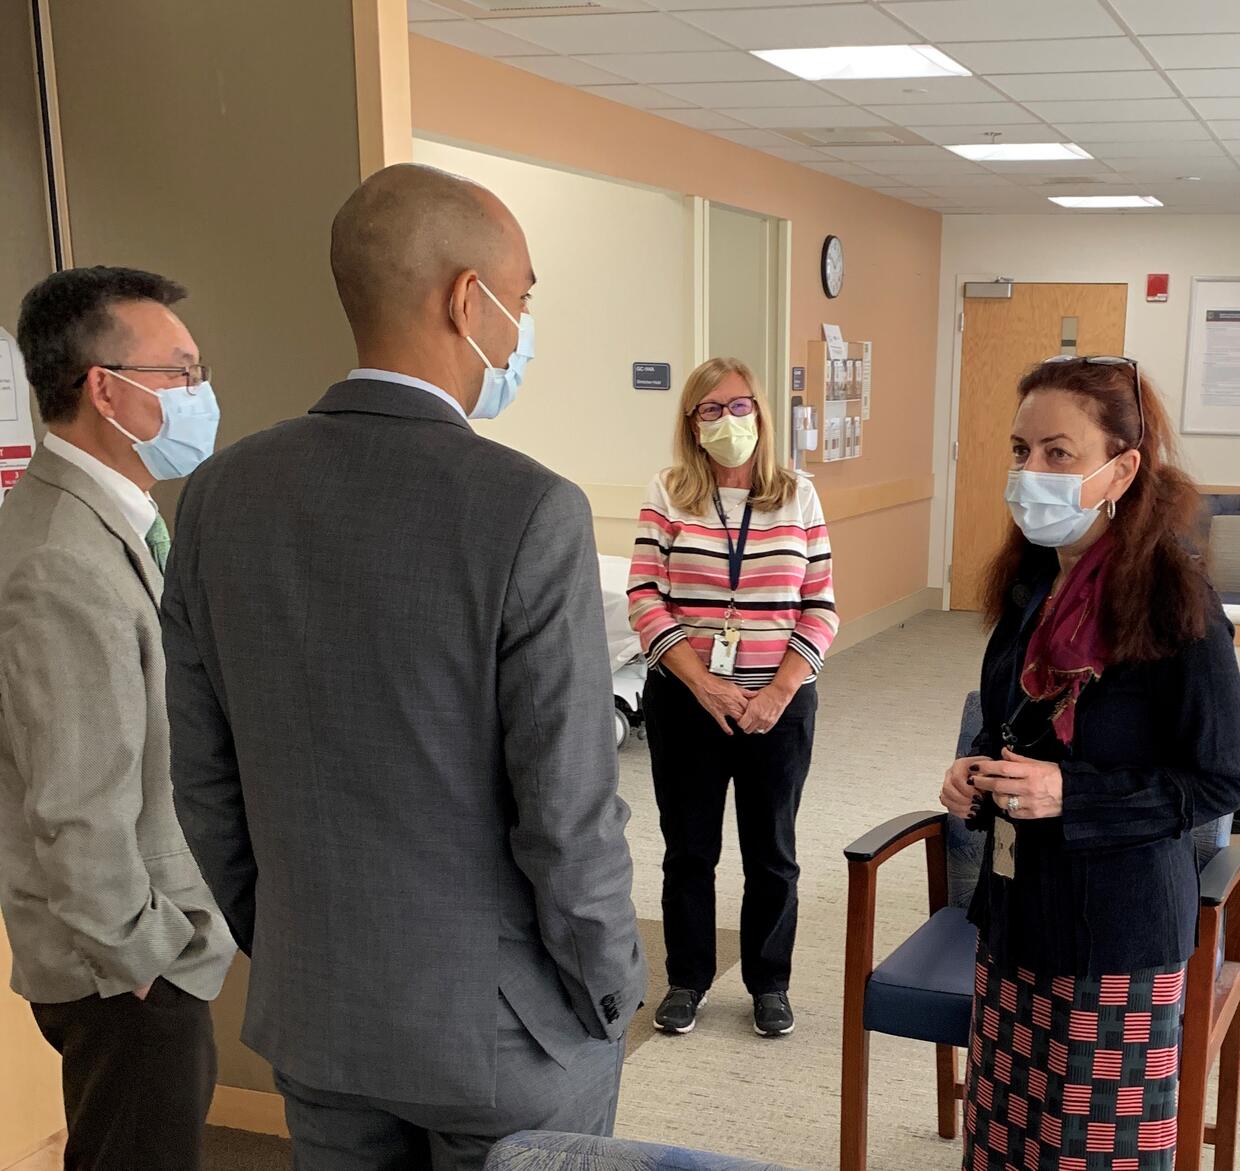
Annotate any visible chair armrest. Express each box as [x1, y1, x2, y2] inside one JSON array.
[[1200, 843, 1240, 908], [844, 811, 946, 864]]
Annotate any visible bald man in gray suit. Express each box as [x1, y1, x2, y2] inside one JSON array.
[[161, 165, 645, 1170]]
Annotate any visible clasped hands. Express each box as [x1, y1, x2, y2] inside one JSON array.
[[691, 675, 792, 737], [940, 750, 1064, 820]]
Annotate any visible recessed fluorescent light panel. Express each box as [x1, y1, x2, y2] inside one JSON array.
[[1048, 195, 1163, 209], [948, 143, 1093, 162], [752, 45, 971, 81]]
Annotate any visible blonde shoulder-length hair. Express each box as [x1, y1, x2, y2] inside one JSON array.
[[666, 357, 798, 516]]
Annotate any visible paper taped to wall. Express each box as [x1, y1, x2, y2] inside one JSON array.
[[1204, 310, 1240, 409], [0, 327, 36, 504]]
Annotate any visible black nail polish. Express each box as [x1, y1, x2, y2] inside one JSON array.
[[969, 764, 981, 774], [967, 778, 975, 787]]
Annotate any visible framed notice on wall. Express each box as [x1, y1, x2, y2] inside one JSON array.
[[1182, 277, 1240, 436]]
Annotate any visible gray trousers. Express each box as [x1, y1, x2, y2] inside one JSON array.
[[274, 994, 626, 1171]]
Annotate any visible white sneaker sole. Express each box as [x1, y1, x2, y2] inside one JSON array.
[[654, 993, 707, 1034], [754, 1020, 795, 1037]]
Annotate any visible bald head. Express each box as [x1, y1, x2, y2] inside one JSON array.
[[331, 164, 523, 339]]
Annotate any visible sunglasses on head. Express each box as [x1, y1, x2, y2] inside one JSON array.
[[1039, 355, 1145, 450]]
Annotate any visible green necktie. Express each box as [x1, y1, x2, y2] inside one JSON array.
[[145, 514, 171, 574]]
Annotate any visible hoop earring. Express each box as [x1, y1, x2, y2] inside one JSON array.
[[1106, 499, 1117, 521]]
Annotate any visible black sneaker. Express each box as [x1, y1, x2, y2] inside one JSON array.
[[654, 987, 707, 1034], [753, 992, 795, 1037]]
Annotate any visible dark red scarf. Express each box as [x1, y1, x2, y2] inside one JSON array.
[[1020, 530, 1116, 745]]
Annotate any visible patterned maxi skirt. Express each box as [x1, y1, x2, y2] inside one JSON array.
[[963, 947, 1186, 1171]]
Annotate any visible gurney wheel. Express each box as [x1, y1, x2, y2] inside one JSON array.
[[614, 709, 631, 750]]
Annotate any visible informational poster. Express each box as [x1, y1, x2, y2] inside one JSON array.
[[1182, 279, 1240, 435], [0, 327, 36, 504]]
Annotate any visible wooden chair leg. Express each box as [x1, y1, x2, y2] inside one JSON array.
[[841, 863, 876, 1171], [1214, 1002, 1240, 1171], [1177, 909, 1221, 1171], [936, 1045, 959, 1139]]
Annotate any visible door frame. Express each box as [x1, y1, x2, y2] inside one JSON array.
[[693, 197, 793, 467], [940, 272, 1131, 610]]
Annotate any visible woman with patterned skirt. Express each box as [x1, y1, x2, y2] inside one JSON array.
[[940, 356, 1240, 1171]]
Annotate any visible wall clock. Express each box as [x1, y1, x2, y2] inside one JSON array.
[[821, 234, 844, 299]]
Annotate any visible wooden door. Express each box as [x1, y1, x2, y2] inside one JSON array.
[[950, 283, 1128, 611]]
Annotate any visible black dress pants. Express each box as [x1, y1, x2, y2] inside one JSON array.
[[32, 977, 217, 1171], [644, 668, 816, 996]]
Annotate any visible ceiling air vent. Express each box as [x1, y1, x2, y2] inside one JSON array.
[[779, 127, 930, 148], [435, 0, 644, 15], [1037, 176, 1104, 186]]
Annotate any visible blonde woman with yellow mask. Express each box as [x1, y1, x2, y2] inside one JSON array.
[[628, 357, 839, 1038]]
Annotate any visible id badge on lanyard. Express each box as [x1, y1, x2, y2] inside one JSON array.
[[709, 489, 753, 678]]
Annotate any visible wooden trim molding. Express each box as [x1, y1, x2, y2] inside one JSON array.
[[821, 475, 935, 524], [582, 475, 934, 525], [1201, 484, 1240, 496], [352, 0, 413, 179], [208, 1085, 289, 1138]]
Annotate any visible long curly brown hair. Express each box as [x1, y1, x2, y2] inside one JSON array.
[[982, 358, 1210, 662]]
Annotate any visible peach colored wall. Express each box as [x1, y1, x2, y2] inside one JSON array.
[[409, 34, 942, 622]]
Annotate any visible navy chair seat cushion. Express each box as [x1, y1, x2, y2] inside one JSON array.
[[864, 906, 977, 1048]]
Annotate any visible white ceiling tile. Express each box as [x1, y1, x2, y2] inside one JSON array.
[[1109, 0, 1240, 35], [406, 0, 455, 21], [484, 13, 725, 55], [652, 80, 844, 108], [728, 105, 898, 128], [859, 157, 988, 174], [822, 144, 959, 161], [574, 51, 787, 85], [413, 20, 544, 57], [1024, 98, 1195, 123], [911, 124, 1073, 145], [883, 0, 1122, 42], [939, 38, 1148, 75], [974, 159, 1122, 176], [1085, 140, 1226, 158], [863, 102, 1041, 126], [581, 84, 695, 110], [508, 56, 627, 87], [1214, 121, 1240, 138], [817, 77, 1005, 105], [1191, 98, 1240, 120], [654, 108, 751, 131], [1053, 121, 1211, 142], [990, 72, 1174, 103], [897, 173, 1020, 187], [1143, 35, 1240, 70], [1169, 70, 1240, 98], [712, 128, 804, 149], [1109, 160, 1240, 178], [675, 4, 911, 50]]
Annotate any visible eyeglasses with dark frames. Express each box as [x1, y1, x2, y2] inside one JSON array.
[[1039, 354, 1145, 449], [72, 363, 212, 392], [692, 396, 756, 423]]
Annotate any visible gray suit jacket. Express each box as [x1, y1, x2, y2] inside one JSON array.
[[0, 448, 234, 1004], [162, 378, 645, 1107]]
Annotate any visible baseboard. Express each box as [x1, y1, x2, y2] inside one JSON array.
[[2, 1130, 66, 1171], [827, 587, 942, 657], [207, 1085, 289, 1138]]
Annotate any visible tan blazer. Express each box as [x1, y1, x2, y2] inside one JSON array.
[[0, 447, 234, 1003]]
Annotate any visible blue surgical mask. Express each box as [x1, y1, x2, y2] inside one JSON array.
[[105, 370, 221, 480], [1005, 455, 1121, 548], [466, 280, 535, 421]]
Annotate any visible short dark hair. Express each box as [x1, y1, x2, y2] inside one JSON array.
[[17, 266, 186, 424]]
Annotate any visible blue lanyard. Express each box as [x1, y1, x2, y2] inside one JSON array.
[[712, 489, 754, 598]]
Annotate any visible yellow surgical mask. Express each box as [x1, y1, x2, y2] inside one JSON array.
[[699, 413, 758, 468]]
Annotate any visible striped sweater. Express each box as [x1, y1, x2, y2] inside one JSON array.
[[627, 471, 838, 687]]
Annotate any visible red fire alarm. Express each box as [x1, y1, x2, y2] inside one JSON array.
[[1147, 274, 1169, 302]]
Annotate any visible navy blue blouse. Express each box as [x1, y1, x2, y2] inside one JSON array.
[[967, 552, 1240, 977]]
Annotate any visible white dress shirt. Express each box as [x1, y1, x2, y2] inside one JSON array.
[[347, 368, 468, 422], [42, 433, 159, 544]]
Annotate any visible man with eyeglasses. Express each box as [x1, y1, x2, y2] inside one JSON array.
[[0, 266, 234, 1170]]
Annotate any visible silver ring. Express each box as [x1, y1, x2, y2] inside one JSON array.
[[1007, 796, 1021, 813]]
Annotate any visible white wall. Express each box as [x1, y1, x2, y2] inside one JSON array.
[[412, 137, 693, 553], [930, 214, 1240, 586]]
